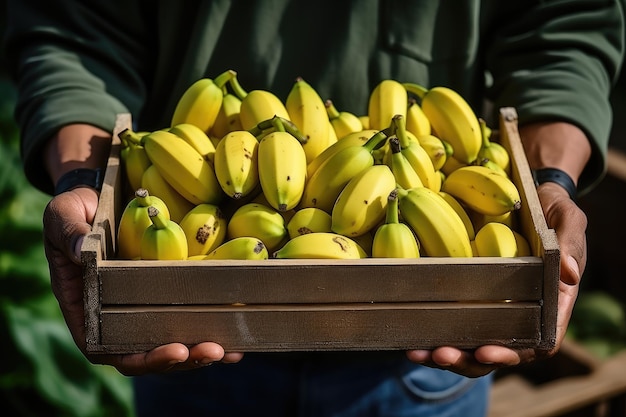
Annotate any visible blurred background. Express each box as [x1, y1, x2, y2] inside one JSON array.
[[0, 3, 624, 417]]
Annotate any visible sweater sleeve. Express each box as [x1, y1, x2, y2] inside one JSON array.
[[4, 0, 153, 194], [485, 0, 625, 193]]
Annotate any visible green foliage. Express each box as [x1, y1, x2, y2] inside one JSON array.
[[0, 74, 135, 416]]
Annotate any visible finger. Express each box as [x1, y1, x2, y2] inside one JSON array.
[[96, 343, 191, 376]]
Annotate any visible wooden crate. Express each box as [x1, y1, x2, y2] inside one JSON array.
[[82, 107, 559, 354]]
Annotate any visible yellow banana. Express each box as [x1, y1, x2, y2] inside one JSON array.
[[286, 207, 332, 239], [473, 222, 518, 257], [440, 154, 468, 177], [306, 129, 381, 178], [325, 99, 364, 140], [119, 128, 151, 192], [140, 206, 188, 260], [513, 230, 532, 256], [190, 236, 269, 260], [475, 157, 509, 178], [257, 120, 307, 212], [239, 89, 291, 131], [438, 191, 476, 241], [406, 98, 431, 137], [417, 134, 447, 171], [227, 202, 288, 253], [286, 77, 333, 164], [372, 189, 420, 258], [469, 209, 516, 233], [171, 69, 236, 133], [331, 164, 397, 237], [388, 136, 424, 189], [404, 83, 482, 164], [169, 123, 216, 164], [213, 130, 259, 199], [141, 165, 195, 224], [441, 165, 521, 216], [210, 92, 243, 140], [117, 188, 171, 260], [300, 131, 385, 213], [397, 187, 473, 257], [143, 129, 224, 205], [368, 79, 407, 130], [359, 115, 370, 130], [179, 203, 227, 257], [273, 232, 366, 259], [477, 118, 511, 175]]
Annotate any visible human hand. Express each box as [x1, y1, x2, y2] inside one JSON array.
[[43, 187, 244, 376], [405, 173, 586, 378]]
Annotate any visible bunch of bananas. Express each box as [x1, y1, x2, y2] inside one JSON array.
[[117, 70, 531, 261]]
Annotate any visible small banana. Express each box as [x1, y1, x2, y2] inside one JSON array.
[[227, 202, 288, 253], [368, 79, 407, 130], [119, 129, 151, 192], [140, 206, 188, 260], [417, 134, 447, 171], [404, 83, 482, 164], [477, 118, 511, 176], [143, 129, 224, 205], [476, 157, 509, 178], [388, 136, 424, 189], [179, 203, 227, 257], [406, 98, 431, 137], [359, 115, 370, 130], [440, 154, 468, 177], [286, 207, 332, 239], [441, 165, 521, 216], [169, 123, 217, 165], [473, 222, 518, 257], [210, 92, 243, 140], [213, 130, 260, 199], [438, 191, 476, 241], [300, 130, 385, 213], [331, 164, 397, 238], [141, 165, 195, 224], [117, 188, 171, 260], [190, 237, 269, 260], [513, 230, 532, 256], [257, 119, 307, 212], [286, 77, 333, 164], [325, 99, 364, 140], [239, 89, 291, 131], [397, 187, 473, 257], [171, 69, 236, 133], [372, 189, 420, 258], [469, 208, 516, 233], [273, 232, 366, 259]]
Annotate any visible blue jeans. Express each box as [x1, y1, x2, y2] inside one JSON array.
[[133, 351, 492, 417]]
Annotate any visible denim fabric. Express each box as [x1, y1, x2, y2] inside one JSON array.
[[133, 352, 492, 417]]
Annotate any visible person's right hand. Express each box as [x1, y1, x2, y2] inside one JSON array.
[[43, 186, 244, 376]]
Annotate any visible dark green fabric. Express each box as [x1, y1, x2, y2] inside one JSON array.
[[3, 0, 624, 194]]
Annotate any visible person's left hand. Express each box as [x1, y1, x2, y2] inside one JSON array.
[[405, 181, 586, 377]]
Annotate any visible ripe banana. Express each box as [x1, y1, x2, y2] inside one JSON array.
[[171, 69, 235, 133], [286, 207, 332, 239], [388, 136, 423, 189], [191, 236, 269, 260], [273, 232, 366, 259], [331, 164, 397, 237], [477, 118, 511, 176], [368, 79, 407, 130], [227, 202, 288, 253], [438, 191, 476, 241], [141, 164, 195, 224], [417, 134, 447, 171], [143, 129, 224, 205], [406, 98, 431, 137], [117, 188, 171, 260], [169, 123, 216, 165], [286, 77, 333, 164], [179, 203, 227, 257], [325, 99, 364, 140], [403, 83, 482, 164], [359, 115, 370, 130], [210, 92, 243, 140], [440, 154, 468, 177], [119, 129, 151, 193], [397, 187, 473, 257], [213, 130, 259, 199], [476, 157, 509, 178], [257, 123, 307, 212], [372, 189, 420, 258], [239, 89, 291, 131], [300, 131, 385, 213], [306, 129, 381, 178], [473, 222, 518, 257], [513, 230, 532, 256], [441, 165, 521, 216], [469, 208, 516, 232], [140, 206, 188, 260]]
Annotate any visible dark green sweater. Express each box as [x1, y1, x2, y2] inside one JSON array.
[[4, 0, 624, 194]]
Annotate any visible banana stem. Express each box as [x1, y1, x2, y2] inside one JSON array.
[[479, 118, 492, 148], [135, 187, 150, 206], [271, 116, 286, 132], [147, 206, 168, 230], [118, 128, 143, 146], [228, 73, 248, 100], [325, 99, 340, 120], [214, 69, 237, 89], [363, 129, 389, 152], [391, 114, 411, 148], [389, 136, 402, 154], [385, 189, 400, 224], [403, 83, 428, 100]]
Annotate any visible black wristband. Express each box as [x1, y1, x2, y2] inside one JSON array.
[[532, 168, 577, 200], [54, 168, 104, 196]]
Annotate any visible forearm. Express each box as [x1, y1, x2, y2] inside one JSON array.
[[45, 124, 112, 188]]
